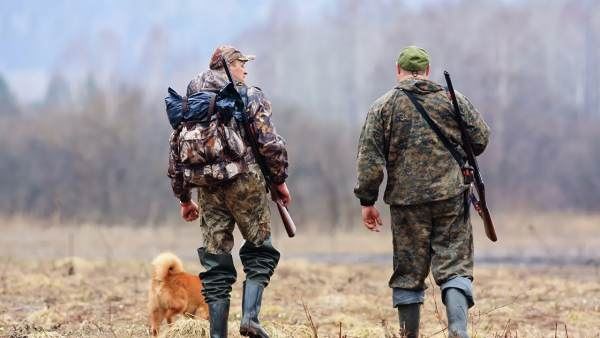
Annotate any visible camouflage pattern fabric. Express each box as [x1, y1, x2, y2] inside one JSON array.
[[167, 69, 288, 202], [198, 165, 271, 254], [196, 166, 280, 301], [354, 77, 490, 206], [244, 85, 288, 184], [389, 193, 473, 290], [208, 45, 256, 70], [167, 127, 191, 202], [180, 119, 252, 187], [186, 67, 232, 96]]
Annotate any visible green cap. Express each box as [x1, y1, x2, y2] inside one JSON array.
[[397, 46, 430, 72]]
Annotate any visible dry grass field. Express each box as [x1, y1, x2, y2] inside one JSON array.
[[1, 259, 599, 337], [1, 213, 599, 337]]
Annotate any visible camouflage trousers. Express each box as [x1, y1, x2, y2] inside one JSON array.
[[389, 192, 473, 299], [196, 166, 280, 302], [198, 165, 272, 254]]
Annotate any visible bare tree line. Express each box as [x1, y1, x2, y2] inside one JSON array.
[[0, 0, 599, 229]]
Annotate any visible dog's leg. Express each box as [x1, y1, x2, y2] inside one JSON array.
[[165, 306, 183, 324], [150, 308, 165, 336]]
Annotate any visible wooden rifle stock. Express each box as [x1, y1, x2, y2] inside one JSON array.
[[276, 200, 296, 238], [481, 206, 496, 241], [445, 71, 497, 242]]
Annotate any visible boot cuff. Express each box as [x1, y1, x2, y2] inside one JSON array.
[[441, 276, 474, 308]]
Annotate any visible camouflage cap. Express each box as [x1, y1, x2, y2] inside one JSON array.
[[397, 46, 430, 72], [209, 45, 256, 70]]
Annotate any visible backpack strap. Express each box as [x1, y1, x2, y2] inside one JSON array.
[[208, 92, 217, 116], [402, 89, 466, 167], [182, 96, 189, 113]]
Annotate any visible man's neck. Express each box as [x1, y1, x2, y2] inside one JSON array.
[[397, 74, 428, 82]]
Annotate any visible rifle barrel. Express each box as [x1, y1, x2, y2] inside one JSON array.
[[445, 71, 497, 242]]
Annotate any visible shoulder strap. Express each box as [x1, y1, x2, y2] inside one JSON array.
[[208, 92, 217, 116], [182, 96, 189, 113], [402, 89, 465, 167]]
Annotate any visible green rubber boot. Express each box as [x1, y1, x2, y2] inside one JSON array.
[[208, 300, 229, 338], [397, 303, 420, 338], [239, 280, 269, 338], [444, 288, 470, 338]]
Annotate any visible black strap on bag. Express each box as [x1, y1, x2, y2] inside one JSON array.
[[402, 89, 470, 219]]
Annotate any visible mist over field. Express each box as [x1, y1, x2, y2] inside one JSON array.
[[1, 0, 600, 226]]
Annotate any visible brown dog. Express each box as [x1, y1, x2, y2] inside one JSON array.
[[148, 252, 209, 336]]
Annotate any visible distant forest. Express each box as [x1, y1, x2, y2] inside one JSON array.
[[1, 0, 599, 228]]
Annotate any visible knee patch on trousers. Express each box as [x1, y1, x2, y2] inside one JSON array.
[[441, 276, 474, 308]]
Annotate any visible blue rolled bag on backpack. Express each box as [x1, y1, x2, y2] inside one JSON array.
[[164, 82, 245, 129]]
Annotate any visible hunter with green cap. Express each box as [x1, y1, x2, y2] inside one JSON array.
[[354, 46, 490, 338]]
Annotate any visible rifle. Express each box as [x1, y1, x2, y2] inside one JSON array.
[[444, 71, 497, 242], [221, 57, 297, 238]]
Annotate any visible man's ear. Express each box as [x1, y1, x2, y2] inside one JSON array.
[[396, 64, 402, 76], [425, 65, 431, 77]]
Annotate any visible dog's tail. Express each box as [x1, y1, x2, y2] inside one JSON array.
[[151, 252, 185, 281]]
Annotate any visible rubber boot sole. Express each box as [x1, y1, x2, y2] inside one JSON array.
[[240, 325, 269, 338]]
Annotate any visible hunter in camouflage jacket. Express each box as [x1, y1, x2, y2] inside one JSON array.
[[354, 77, 490, 207], [167, 68, 288, 203]]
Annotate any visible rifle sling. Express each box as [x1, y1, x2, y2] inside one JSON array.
[[402, 90, 466, 168], [208, 92, 217, 117], [403, 89, 471, 220]]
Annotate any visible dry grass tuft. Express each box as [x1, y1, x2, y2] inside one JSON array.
[[25, 308, 65, 330], [160, 318, 209, 338]]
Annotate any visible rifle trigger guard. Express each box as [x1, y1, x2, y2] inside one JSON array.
[[461, 165, 474, 185]]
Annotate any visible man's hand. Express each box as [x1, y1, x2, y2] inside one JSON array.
[[362, 206, 382, 232], [272, 183, 291, 207], [180, 200, 199, 222]]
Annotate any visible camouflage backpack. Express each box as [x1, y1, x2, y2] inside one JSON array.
[[165, 83, 251, 187]]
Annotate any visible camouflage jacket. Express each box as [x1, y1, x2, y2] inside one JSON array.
[[354, 77, 490, 206], [168, 69, 288, 202]]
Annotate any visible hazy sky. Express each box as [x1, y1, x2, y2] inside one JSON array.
[[0, 0, 530, 102], [0, 0, 276, 102]]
